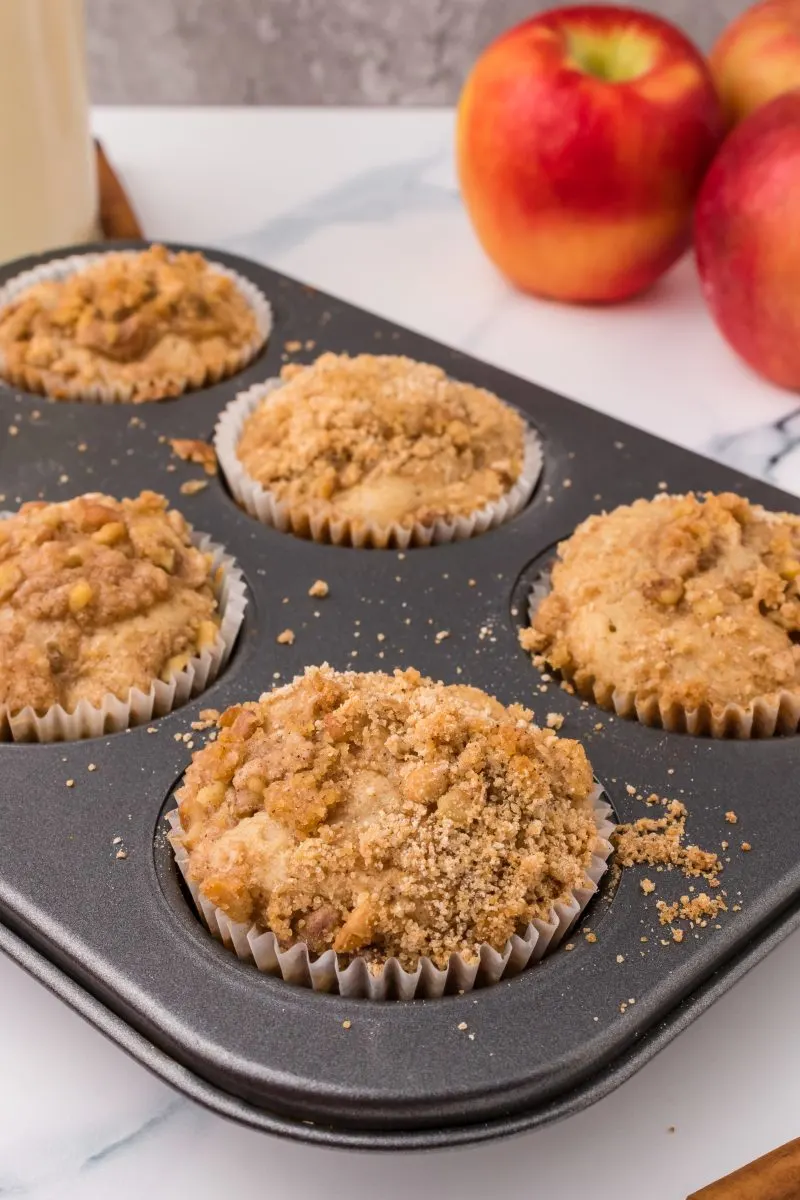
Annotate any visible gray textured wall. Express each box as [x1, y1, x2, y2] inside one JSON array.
[[87, 0, 747, 106]]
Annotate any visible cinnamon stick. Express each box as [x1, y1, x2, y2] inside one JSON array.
[[94, 139, 143, 239], [688, 1136, 800, 1199]]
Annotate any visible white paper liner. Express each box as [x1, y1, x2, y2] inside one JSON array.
[[167, 785, 614, 1001], [0, 522, 247, 742], [0, 249, 272, 404], [526, 568, 800, 738], [214, 378, 543, 549]]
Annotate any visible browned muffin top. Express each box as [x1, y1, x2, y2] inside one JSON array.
[[175, 664, 599, 970], [0, 490, 220, 714], [235, 353, 527, 529], [522, 492, 800, 715], [0, 245, 259, 402]]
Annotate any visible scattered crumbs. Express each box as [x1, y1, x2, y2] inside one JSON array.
[[277, 629, 295, 645], [725, 810, 738, 824], [546, 712, 564, 730], [614, 796, 721, 883], [282, 596, 289, 604], [640, 878, 655, 895], [667, 1126, 676, 1135], [65, 779, 75, 788], [741, 842, 752, 852], [468, 579, 476, 587], [657, 481, 668, 490], [468, 1032, 475, 1041], [342, 1020, 352, 1030], [628, 998, 636, 1005], [58, 473, 69, 484], [563, 479, 572, 488], [308, 579, 329, 598], [116, 849, 128, 860], [721, 840, 729, 851], [457, 1022, 468, 1032], [112, 836, 122, 845], [594, 722, 604, 732], [179, 479, 208, 496], [672, 928, 684, 943], [732, 904, 742, 912], [147, 726, 157, 734], [305, 339, 316, 351], [168, 437, 218, 476], [640, 936, 649, 944], [619, 1001, 628, 1014], [376, 633, 385, 642], [284, 339, 302, 352], [434, 630, 450, 644], [614, 441, 624, 450], [166, 463, 176, 472], [564, 942, 575, 952], [87, 763, 97, 772], [667, 768, 675, 775], [173, 732, 183, 742], [616, 954, 625, 964], [585, 932, 597, 944], [8, 424, 18, 436], [31, 410, 40, 420], [626, 784, 636, 795]]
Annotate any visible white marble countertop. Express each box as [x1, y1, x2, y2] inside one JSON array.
[[3, 107, 799, 1199]]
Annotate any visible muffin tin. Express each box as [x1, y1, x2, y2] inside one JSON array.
[[2, 240, 800, 1151]]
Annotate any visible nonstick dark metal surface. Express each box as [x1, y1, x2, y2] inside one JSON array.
[[1, 241, 798, 1151]]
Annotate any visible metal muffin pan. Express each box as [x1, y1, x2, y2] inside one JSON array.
[[1, 240, 799, 1151]]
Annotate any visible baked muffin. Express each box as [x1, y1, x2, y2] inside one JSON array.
[[0, 491, 221, 724], [0, 244, 269, 403], [218, 353, 540, 546], [173, 664, 603, 979], [521, 492, 800, 736]]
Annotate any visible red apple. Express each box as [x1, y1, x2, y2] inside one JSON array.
[[456, 5, 724, 303], [711, 0, 800, 127], [695, 91, 800, 390]]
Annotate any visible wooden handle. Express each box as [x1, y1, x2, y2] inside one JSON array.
[[688, 1136, 800, 1199], [94, 139, 143, 239]]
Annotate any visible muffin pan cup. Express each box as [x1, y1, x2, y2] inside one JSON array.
[[166, 789, 615, 1000], [0, 249, 273, 403], [0, 526, 247, 741], [527, 562, 800, 738], [214, 378, 543, 548], [2, 241, 800, 1150]]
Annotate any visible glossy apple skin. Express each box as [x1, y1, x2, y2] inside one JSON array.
[[695, 91, 800, 391], [711, 0, 800, 127], [457, 5, 724, 303]]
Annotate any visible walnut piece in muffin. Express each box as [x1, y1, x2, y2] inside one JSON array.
[[175, 664, 600, 970], [0, 245, 260, 403], [522, 492, 800, 723], [0, 491, 220, 715], [235, 353, 527, 530]]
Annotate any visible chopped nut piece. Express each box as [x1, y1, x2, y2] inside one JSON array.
[[276, 629, 295, 645], [180, 479, 209, 496], [169, 438, 218, 476], [725, 811, 738, 824], [308, 579, 329, 598]]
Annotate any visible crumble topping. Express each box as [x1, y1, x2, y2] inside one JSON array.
[[0, 490, 219, 714], [235, 353, 526, 529], [521, 492, 800, 715], [0, 245, 259, 403], [175, 664, 600, 969]]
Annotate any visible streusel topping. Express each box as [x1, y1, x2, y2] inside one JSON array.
[[176, 664, 599, 969], [235, 353, 526, 528], [521, 492, 800, 714], [0, 245, 259, 403], [0, 491, 220, 714]]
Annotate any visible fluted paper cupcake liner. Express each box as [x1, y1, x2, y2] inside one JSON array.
[[0, 250, 272, 404], [526, 569, 800, 738], [166, 785, 614, 1001], [214, 378, 543, 549], [0, 524, 247, 742]]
